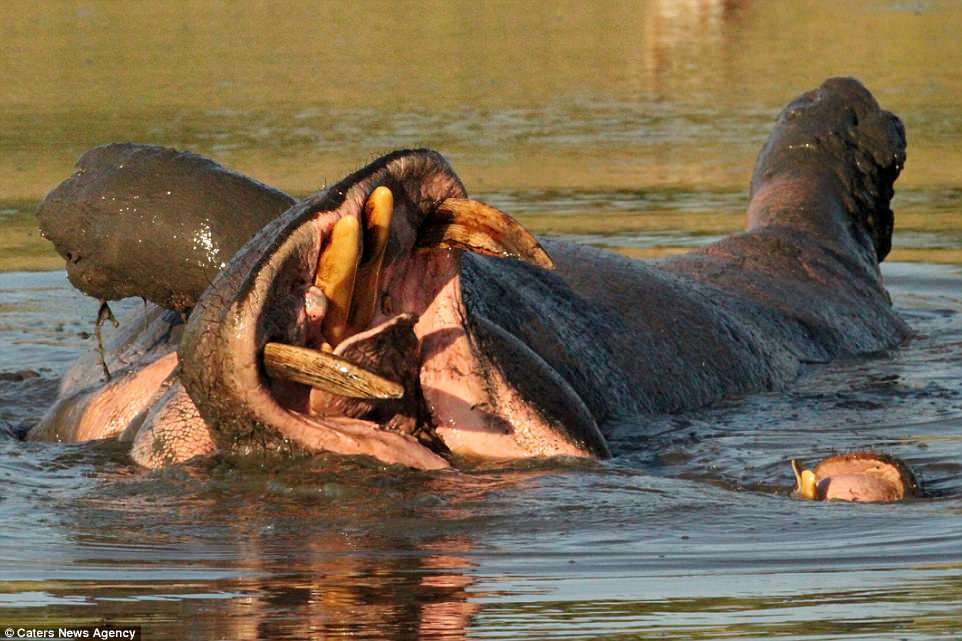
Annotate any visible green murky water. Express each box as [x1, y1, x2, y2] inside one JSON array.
[[3, 0, 962, 270], [1, 2, 961, 639]]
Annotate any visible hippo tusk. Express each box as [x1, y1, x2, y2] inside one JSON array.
[[417, 198, 554, 269], [316, 215, 362, 346], [790, 452, 917, 503], [791, 459, 818, 500], [263, 342, 404, 399], [349, 186, 395, 334]]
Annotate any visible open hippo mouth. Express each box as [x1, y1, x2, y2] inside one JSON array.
[[178, 149, 564, 469]]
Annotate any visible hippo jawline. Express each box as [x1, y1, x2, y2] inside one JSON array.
[[178, 149, 599, 470]]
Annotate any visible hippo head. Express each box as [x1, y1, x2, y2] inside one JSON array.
[[179, 149, 607, 469]]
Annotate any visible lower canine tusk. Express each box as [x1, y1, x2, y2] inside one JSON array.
[[263, 341, 404, 399], [316, 216, 362, 346], [791, 459, 818, 500], [349, 186, 394, 333]]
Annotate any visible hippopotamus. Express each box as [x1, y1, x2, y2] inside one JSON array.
[[28, 78, 911, 482], [792, 452, 918, 502], [35, 143, 295, 312]]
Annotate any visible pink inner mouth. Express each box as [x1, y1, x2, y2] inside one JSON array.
[[259, 167, 486, 467], [259, 192, 601, 464], [179, 150, 597, 469]]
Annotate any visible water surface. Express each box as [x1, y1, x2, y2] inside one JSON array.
[[1, 2, 961, 639], [1, 266, 960, 639]]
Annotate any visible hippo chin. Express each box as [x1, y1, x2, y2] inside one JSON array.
[[30, 77, 910, 472]]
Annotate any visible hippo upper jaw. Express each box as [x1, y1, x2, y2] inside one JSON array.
[[178, 149, 600, 469]]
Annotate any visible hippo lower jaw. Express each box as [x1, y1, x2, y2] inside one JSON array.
[[178, 150, 601, 469]]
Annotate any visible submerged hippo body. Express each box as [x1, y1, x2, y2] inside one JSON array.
[[30, 78, 910, 471]]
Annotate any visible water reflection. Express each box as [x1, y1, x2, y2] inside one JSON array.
[[1, 445, 560, 639]]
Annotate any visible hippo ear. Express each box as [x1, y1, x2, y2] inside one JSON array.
[[416, 198, 554, 269]]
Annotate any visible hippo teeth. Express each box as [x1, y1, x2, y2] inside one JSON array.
[[417, 198, 554, 269], [791, 459, 818, 500], [263, 341, 404, 400], [263, 190, 552, 407], [264, 187, 405, 401], [314, 215, 362, 347], [313, 186, 396, 348], [348, 185, 394, 335]]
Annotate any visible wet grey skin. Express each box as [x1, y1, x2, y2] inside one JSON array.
[[36, 143, 295, 311], [178, 77, 909, 466], [33, 77, 911, 470]]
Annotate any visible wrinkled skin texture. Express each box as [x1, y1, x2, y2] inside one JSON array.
[[31, 78, 912, 472]]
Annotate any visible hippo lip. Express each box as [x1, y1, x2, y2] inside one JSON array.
[[177, 149, 552, 469]]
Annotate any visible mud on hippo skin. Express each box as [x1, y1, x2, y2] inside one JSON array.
[[176, 77, 908, 467], [749, 76, 906, 263], [36, 143, 295, 311], [31, 77, 912, 474]]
